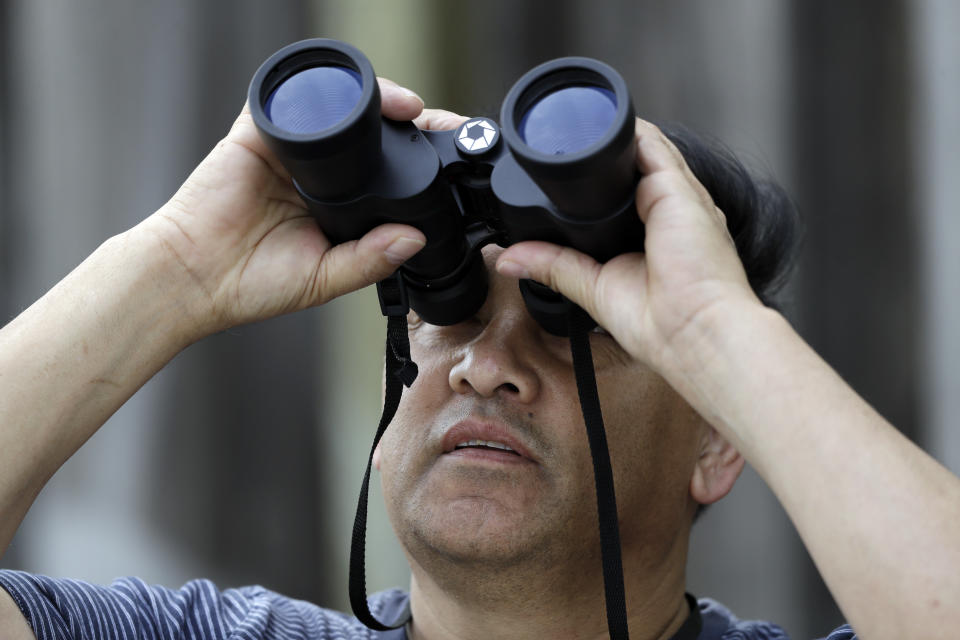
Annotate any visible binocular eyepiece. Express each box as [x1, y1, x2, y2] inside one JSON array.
[[249, 38, 643, 335]]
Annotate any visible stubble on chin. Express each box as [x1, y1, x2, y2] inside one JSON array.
[[383, 398, 600, 581], [395, 465, 598, 575]]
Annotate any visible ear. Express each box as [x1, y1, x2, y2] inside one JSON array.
[[373, 441, 383, 471], [689, 424, 745, 505]]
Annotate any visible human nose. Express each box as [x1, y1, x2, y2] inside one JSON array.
[[447, 315, 542, 402]]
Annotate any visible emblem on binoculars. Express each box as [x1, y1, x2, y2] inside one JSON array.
[[455, 118, 500, 155]]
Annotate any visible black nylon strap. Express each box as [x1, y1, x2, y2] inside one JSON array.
[[349, 313, 416, 631], [672, 593, 703, 640], [568, 308, 631, 640]]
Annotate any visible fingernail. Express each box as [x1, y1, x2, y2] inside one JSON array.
[[381, 81, 423, 106], [400, 87, 424, 108], [496, 259, 531, 280], [385, 236, 426, 265]]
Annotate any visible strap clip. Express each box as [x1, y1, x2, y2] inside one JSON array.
[[376, 273, 410, 318]]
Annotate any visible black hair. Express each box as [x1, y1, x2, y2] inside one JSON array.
[[658, 124, 802, 522], [660, 123, 801, 313]]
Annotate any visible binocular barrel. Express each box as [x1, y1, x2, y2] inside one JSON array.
[[248, 38, 642, 332], [250, 40, 383, 201], [499, 57, 637, 220]]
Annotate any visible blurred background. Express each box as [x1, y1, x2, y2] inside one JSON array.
[[1, 0, 958, 637]]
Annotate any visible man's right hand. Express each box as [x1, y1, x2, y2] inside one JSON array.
[[0, 78, 429, 568], [140, 78, 428, 340]]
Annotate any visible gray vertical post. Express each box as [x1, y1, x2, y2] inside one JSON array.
[[311, 0, 441, 609], [3, 0, 324, 602], [916, 0, 960, 475], [789, 1, 917, 635]]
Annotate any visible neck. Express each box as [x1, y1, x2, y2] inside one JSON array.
[[405, 533, 692, 640]]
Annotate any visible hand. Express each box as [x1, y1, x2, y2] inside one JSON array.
[[140, 78, 428, 337], [495, 119, 763, 373], [412, 107, 470, 132]]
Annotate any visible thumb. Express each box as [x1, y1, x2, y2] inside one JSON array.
[[495, 241, 605, 321], [314, 224, 425, 303]]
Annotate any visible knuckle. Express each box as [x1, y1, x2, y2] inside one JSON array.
[[313, 262, 334, 302], [356, 244, 386, 283], [713, 205, 728, 226], [643, 169, 687, 196], [549, 246, 579, 281], [635, 117, 663, 137]]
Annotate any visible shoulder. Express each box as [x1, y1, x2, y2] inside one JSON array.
[[820, 624, 856, 640], [697, 597, 791, 639], [0, 569, 409, 640], [696, 597, 855, 640]]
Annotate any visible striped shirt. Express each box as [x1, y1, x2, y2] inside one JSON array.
[[1, 569, 857, 639], [0, 571, 409, 640]]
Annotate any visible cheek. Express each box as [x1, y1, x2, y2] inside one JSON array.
[[392, 363, 448, 434], [377, 358, 451, 481], [597, 374, 701, 511], [377, 424, 425, 521]]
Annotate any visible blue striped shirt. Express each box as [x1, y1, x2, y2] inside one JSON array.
[[1, 569, 856, 639], [0, 571, 409, 640]]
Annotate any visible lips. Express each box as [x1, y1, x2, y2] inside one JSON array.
[[454, 439, 516, 453], [441, 419, 537, 463]]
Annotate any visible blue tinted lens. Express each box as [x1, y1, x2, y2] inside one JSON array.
[[519, 86, 617, 155], [265, 66, 363, 134]]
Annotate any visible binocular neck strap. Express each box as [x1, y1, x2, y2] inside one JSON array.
[[349, 310, 632, 639], [567, 308, 630, 640], [349, 312, 417, 632]]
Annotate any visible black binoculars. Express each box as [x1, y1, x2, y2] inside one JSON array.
[[248, 38, 643, 335]]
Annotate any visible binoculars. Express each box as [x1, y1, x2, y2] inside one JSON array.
[[248, 38, 643, 335]]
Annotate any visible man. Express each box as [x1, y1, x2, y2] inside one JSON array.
[[0, 78, 958, 640]]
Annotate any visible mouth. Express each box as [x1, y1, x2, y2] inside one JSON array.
[[441, 419, 537, 464], [453, 439, 519, 454]]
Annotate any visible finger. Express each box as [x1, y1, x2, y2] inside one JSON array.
[[634, 124, 722, 228], [634, 169, 714, 226], [635, 119, 713, 208], [413, 108, 469, 131], [495, 241, 605, 322], [266, 178, 307, 211], [378, 77, 424, 121], [635, 119, 688, 175], [314, 224, 426, 303], [220, 101, 292, 181]]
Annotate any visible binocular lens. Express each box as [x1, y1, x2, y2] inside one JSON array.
[[265, 66, 363, 135], [249, 39, 381, 200], [518, 86, 617, 155]]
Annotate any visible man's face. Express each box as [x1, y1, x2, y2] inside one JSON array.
[[377, 246, 707, 575]]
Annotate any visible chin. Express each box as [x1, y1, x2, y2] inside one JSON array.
[[400, 495, 579, 570]]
